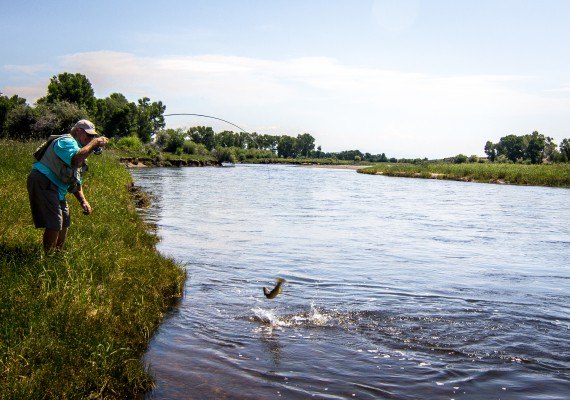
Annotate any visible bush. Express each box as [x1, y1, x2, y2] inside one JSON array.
[[454, 154, 468, 164], [213, 146, 237, 163], [182, 140, 210, 156], [32, 101, 89, 138], [3, 103, 36, 140], [114, 135, 144, 151]]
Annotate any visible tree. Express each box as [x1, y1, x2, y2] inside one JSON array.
[[0, 94, 27, 138], [524, 131, 546, 164], [454, 154, 468, 164], [277, 135, 297, 158], [42, 72, 95, 111], [189, 126, 215, 150], [543, 136, 558, 162], [296, 133, 315, 157], [135, 97, 166, 143], [215, 130, 238, 148], [93, 93, 136, 138], [32, 100, 88, 138], [496, 134, 526, 163], [3, 102, 36, 139], [560, 138, 570, 161], [484, 140, 497, 162]]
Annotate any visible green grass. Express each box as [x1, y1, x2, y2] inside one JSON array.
[[358, 162, 570, 187], [0, 140, 185, 399]]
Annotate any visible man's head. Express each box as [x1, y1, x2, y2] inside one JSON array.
[[73, 119, 99, 137]]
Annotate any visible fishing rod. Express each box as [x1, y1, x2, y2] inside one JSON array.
[[163, 113, 250, 134]]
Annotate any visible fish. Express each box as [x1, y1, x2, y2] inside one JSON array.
[[263, 278, 285, 299]]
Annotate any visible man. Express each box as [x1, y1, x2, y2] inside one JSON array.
[[27, 119, 109, 253]]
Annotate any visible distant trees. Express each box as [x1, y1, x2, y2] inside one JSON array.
[[485, 131, 569, 163]]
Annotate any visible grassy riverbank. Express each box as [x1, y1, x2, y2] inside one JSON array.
[[0, 140, 185, 398], [358, 162, 570, 187]]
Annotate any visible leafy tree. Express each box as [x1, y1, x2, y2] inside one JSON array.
[[189, 126, 215, 150], [484, 140, 496, 161], [3, 103, 37, 139], [296, 133, 315, 157], [559, 138, 570, 162], [42, 72, 95, 111], [524, 131, 546, 164], [32, 100, 88, 137], [94, 93, 136, 138], [0, 94, 27, 137], [454, 154, 468, 164], [496, 134, 526, 162], [215, 130, 238, 148], [277, 135, 297, 158], [543, 136, 558, 162], [135, 97, 166, 143], [337, 149, 364, 161]]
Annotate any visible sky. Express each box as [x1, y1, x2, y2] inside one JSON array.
[[2, 0, 570, 158]]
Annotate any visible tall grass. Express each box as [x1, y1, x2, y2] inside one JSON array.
[[358, 162, 570, 187], [0, 140, 185, 398]]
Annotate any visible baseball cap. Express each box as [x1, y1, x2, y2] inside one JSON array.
[[74, 119, 99, 136]]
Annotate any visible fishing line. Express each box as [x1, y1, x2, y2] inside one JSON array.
[[164, 113, 272, 180], [163, 113, 250, 134]]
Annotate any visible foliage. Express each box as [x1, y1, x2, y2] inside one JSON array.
[[41, 72, 96, 111], [560, 139, 570, 161], [296, 133, 315, 157], [277, 135, 297, 158], [112, 135, 144, 152], [454, 154, 468, 164], [135, 97, 165, 143], [213, 146, 237, 163], [93, 93, 137, 138], [182, 140, 210, 156], [189, 126, 215, 150], [0, 140, 185, 398], [0, 94, 27, 138], [359, 162, 570, 187], [32, 101, 89, 138], [2, 102, 37, 140], [485, 131, 568, 164]]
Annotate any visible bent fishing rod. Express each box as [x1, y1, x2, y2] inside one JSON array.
[[163, 113, 250, 134]]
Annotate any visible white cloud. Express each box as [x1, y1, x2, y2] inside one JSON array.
[[4, 51, 569, 157]]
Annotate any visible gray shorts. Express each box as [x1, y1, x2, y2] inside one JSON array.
[[27, 169, 70, 230]]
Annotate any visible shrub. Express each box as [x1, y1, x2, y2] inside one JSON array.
[[454, 154, 468, 164], [115, 135, 144, 151], [213, 146, 237, 163]]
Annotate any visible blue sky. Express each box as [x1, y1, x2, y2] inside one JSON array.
[[2, 0, 569, 158]]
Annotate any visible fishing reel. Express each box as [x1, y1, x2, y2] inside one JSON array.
[[92, 147, 103, 155]]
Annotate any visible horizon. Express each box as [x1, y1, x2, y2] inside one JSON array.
[[2, 0, 569, 158]]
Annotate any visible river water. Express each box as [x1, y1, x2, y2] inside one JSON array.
[[131, 165, 570, 400]]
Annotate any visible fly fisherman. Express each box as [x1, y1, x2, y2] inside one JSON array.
[[26, 119, 109, 254]]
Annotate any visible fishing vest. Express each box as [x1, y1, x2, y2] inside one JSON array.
[[36, 134, 85, 191]]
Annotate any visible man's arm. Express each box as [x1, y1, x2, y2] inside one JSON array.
[[71, 137, 108, 167]]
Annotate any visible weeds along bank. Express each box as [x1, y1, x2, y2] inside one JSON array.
[[358, 162, 570, 187], [0, 140, 185, 399]]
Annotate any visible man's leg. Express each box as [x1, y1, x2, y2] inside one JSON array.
[[44, 228, 63, 254], [56, 227, 68, 251]]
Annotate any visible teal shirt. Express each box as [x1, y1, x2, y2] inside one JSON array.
[[33, 136, 81, 200]]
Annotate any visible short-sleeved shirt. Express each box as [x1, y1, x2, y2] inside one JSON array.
[[32, 136, 81, 200]]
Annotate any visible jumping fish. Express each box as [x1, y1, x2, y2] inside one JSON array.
[[263, 278, 285, 299]]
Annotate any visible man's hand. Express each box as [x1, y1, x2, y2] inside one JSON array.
[[81, 200, 92, 215]]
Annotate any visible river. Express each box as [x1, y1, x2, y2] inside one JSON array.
[[130, 164, 570, 400]]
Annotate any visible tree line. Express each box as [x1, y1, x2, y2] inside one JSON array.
[[484, 132, 569, 164], [2, 72, 568, 163], [0, 72, 165, 142]]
